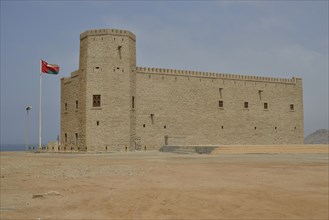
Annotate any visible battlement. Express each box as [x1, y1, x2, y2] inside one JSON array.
[[80, 28, 136, 41], [60, 70, 79, 84], [136, 66, 300, 84]]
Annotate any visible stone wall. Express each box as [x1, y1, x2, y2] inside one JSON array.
[[60, 71, 80, 151], [135, 68, 303, 149]]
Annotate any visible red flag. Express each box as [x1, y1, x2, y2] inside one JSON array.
[[41, 60, 60, 75]]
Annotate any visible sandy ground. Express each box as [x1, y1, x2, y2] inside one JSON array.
[[0, 149, 328, 219]]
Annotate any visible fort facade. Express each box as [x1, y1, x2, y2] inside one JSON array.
[[60, 28, 304, 152]]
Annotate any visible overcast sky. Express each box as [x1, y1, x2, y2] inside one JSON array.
[[1, 1, 328, 145]]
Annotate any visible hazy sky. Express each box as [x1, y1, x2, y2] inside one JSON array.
[[1, 1, 328, 145]]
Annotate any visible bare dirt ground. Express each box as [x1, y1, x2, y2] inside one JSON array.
[[1, 148, 328, 219]]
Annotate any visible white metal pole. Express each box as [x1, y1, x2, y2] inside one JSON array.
[[39, 60, 42, 150], [26, 109, 28, 152]]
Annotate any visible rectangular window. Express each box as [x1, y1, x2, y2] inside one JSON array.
[[65, 103, 68, 111], [75, 133, 78, 145], [290, 104, 294, 110], [64, 133, 67, 143], [93, 95, 101, 107], [244, 102, 249, 109], [264, 102, 268, 110], [219, 100, 223, 108], [76, 100, 78, 109], [132, 96, 135, 109]]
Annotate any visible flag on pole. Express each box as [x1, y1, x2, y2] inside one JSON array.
[[41, 60, 60, 75]]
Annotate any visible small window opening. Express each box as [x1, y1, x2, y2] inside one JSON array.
[[294, 127, 297, 130], [275, 126, 277, 130], [219, 100, 223, 108], [76, 100, 78, 109], [219, 88, 223, 99], [244, 102, 249, 109], [264, 102, 268, 110], [290, 104, 294, 110], [221, 126, 224, 129], [116, 67, 120, 70], [95, 66, 99, 70], [93, 95, 101, 107], [258, 90, 263, 100], [150, 114, 154, 124], [164, 125, 166, 129], [118, 46, 122, 59], [143, 124, 146, 128], [75, 133, 78, 145], [65, 103, 68, 111], [254, 127, 257, 130], [132, 96, 135, 109], [64, 133, 67, 143], [97, 121, 99, 126]]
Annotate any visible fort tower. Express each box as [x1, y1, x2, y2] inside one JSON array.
[[61, 29, 136, 151]]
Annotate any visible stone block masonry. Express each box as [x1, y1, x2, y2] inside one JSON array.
[[60, 28, 304, 152]]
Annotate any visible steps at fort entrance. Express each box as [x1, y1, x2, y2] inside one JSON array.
[[161, 145, 328, 154], [211, 144, 328, 154]]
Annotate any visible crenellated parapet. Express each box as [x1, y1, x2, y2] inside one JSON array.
[[80, 28, 136, 41], [60, 70, 79, 84], [136, 66, 300, 84]]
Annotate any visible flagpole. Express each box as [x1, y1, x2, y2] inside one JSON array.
[[39, 60, 42, 150]]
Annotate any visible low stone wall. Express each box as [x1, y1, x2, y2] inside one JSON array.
[[46, 141, 60, 152]]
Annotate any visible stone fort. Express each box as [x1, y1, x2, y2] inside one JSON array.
[[60, 28, 304, 152]]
